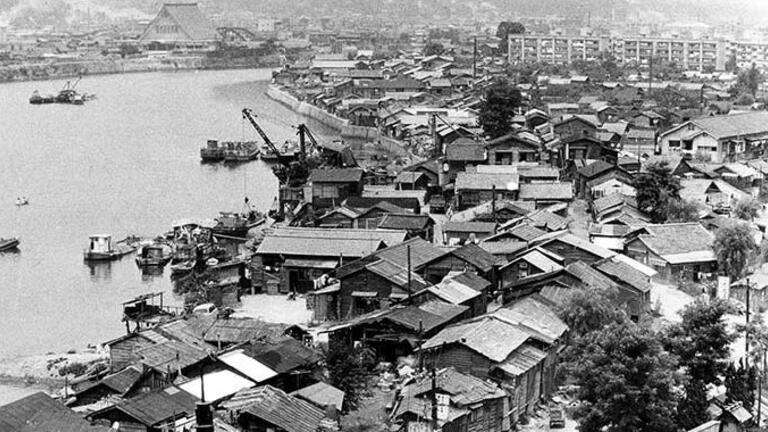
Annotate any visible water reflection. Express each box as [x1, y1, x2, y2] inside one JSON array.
[[140, 266, 165, 280], [85, 261, 113, 282]]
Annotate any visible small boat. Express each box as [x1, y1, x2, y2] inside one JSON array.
[[0, 237, 20, 252], [170, 260, 195, 276], [223, 141, 260, 163], [212, 211, 265, 238], [135, 242, 173, 267], [15, 197, 29, 206], [83, 234, 139, 261], [200, 140, 225, 162], [29, 90, 55, 104]]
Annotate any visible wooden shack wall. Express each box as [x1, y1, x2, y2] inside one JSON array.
[[338, 271, 395, 320], [109, 336, 153, 372]]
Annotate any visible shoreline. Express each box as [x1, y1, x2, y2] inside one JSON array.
[[0, 56, 281, 86]]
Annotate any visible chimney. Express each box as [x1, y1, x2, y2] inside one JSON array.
[[195, 402, 214, 432]]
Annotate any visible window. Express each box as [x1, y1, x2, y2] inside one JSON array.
[[683, 140, 693, 150], [669, 140, 680, 148], [518, 262, 528, 279], [687, 123, 695, 131]]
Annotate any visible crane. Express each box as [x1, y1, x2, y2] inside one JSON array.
[[241, 108, 294, 168]]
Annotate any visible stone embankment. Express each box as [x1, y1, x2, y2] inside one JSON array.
[[266, 85, 413, 158]]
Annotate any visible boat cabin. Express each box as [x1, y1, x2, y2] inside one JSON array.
[[88, 234, 113, 253]]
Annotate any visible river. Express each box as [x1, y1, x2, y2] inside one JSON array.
[[0, 68, 337, 359]]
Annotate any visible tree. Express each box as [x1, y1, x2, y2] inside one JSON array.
[[423, 41, 444, 57], [478, 78, 522, 139], [633, 161, 681, 223], [677, 379, 710, 431], [713, 221, 757, 280], [496, 21, 525, 54], [326, 341, 375, 411], [737, 63, 764, 97], [667, 198, 701, 223], [724, 361, 757, 412], [555, 286, 625, 338], [734, 197, 761, 221], [562, 321, 682, 432], [664, 298, 736, 385]]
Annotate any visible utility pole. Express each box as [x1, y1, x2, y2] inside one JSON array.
[[746, 277, 751, 369], [491, 184, 498, 225], [407, 245, 412, 305], [473, 36, 478, 80], [431, 367, 438, 431]]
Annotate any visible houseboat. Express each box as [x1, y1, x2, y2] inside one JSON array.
[[83, 234, 139, 261], [135, 242, 173, 267], [0, 237, 20, 252]]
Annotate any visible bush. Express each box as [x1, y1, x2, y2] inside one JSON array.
[[58, 362, 88, 377]]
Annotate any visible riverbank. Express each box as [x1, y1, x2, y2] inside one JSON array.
[[0, 54, 282, 84], [265, 84, 416, 161]]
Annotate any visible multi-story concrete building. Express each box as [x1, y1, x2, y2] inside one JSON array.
[[508, 35, 728, 71]]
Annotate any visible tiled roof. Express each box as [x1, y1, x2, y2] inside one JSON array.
[[445, 141, 487, 162], [524, 209, 570, 231], [103, 386, 197, 427], [222, 386, 326, 432], [519, 182, 574, 201], [504, 223, 547, 242], [565, 261, 620, 292], [386, 301, 469, 333], [1, 392, 109, 432], [447, 271, 492, 292], [455, 172, 519, 191], [136, 339, 209, 372], [373, 237, 448, 270], [542, 233, 615, 259], [422, 316, 532, 362], [291, 382, 345, 411], [394, 171, 427, 184], [449, 243, 499, 272], [378, 214, 433, 231], [256, 230, 392, 258], [478, 240, 527, 256], [688, 111, 768, 140], [637, 223, 715, 263], [145, 3, 217, 41], [202, 318, 285, 345], [444, 221, 496, 233], [245, 338, 322, 374], [594, 258, 651, 293], [309, 168, 364, 183], [503, 250, 562, 274], [402, 367, 507, 407], [592, 193, 637, 216], [100, 365, 143, 394], [365, 258, 428, 289], [577, 160, 615, 178]]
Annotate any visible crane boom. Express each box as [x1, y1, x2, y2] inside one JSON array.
[[241, 108, 290, 167]]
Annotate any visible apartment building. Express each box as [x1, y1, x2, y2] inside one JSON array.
[[508, 35, 728, 71]]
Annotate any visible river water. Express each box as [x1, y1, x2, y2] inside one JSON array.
[[0, 68, 336, 359]]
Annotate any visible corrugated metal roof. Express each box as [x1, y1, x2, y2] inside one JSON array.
[[219, 350, 278, 383], [595, 258, 652, 293], [494, 296, 568, 344], [257, 236, 384, 258], [365, 258, 428, 289], [428, 279, 481, 305], [309, 168, 364, 183], [402, 367, 507, 407], [503, 250, 563, 274], [179, 370, 255, 402], [495, 344, 548, 376], [422, 316, 531, 362], [136, 339, 209, 371], [443, 221, 496, 233]]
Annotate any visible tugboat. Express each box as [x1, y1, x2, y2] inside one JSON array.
[[135, 241, 173, 267], [0, 237, 20, 252], [200, 140, 225, 162], [83, 234, 140, 261], [223, 141, 260, 163]]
